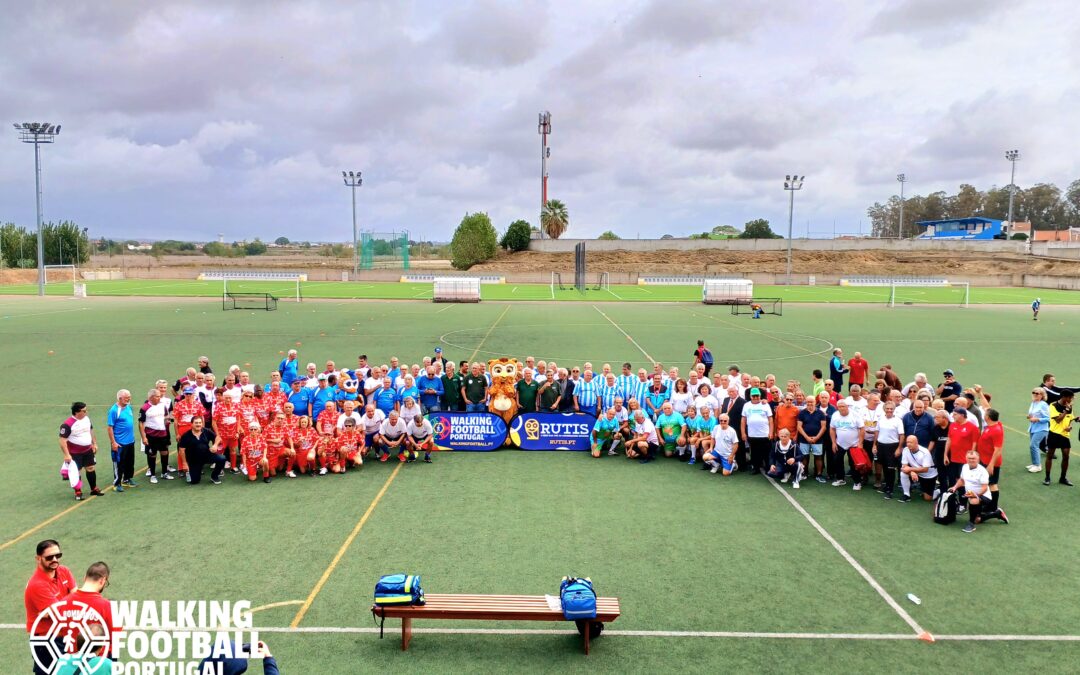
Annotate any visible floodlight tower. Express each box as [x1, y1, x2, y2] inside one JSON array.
[[1005, 150, 1020, 241], [342, 171, 362, 276], [13, 122, 60, 296], [538, 111, 551, 240], [783, 174, 804, 285], [896, 173, 907, 239]]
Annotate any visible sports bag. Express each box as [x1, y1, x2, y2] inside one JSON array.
[[849, 445, 872, 474], [699, 347, 714, 366], [933, 491, 957, 525], [560, 577, 597, 620], [374, 574, 425, 607]]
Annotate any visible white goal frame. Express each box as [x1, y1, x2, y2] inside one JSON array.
[[887, 282, 969, 308], [198, 271, 305, 302], [43, 264, 77, 285]]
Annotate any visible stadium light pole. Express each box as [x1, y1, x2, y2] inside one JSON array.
[[896, 173, 906, 239], [342, 171, 362, 277], [1005, 149, 1020, 247], [783, 175, 804, 285], [13, 122, 60, 296], [538, 111, 551, 240]]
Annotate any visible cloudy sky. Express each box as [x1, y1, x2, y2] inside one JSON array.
[[1, 0, 1078, 242]]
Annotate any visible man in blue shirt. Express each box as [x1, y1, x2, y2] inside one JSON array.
[[107, 389, 137, 490], [374, 378, 401, 415], [287, 378, 313, 417], [311, 374, 337, 415], [278, 349, 300, 386], [416, 366, 445, 414]]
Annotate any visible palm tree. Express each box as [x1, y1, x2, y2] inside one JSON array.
[[541, 199, 569, 239]]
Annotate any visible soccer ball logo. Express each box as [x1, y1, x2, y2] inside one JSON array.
[[29, 600, 110, 674], [433, 416, 452, 442]]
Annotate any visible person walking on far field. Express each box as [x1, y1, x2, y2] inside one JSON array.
[[693, 340, 714, 377], [1032, 297, 1040, 320]]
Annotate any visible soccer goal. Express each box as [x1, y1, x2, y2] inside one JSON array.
[[199, 271, 305, 302], [592, 272, 610, 291], [224, 292, 278, 311], [732, 298, 783, 316], [433, 277, 481, 303], [44, 264, 77, 285], [886, 281, 969, 308]]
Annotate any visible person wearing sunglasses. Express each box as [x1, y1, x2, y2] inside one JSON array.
[[25, 540, 77, 674]]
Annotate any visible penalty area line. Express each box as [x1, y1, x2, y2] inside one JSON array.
[[592, 305, 654, 363], [765, 473, 932, 642]]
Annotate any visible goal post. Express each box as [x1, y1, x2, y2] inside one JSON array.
[[199, 271, 305, 302], [887, 282, 969, 308], [43, 264, 77, 285]]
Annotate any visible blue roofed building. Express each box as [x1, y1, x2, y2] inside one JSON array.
[[914, 217, 1005, 240]]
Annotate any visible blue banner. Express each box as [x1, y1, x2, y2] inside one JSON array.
[[427, 411, 507, 451], [508, 412, 595, 451]]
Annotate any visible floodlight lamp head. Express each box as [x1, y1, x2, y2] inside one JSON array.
[[342, 171, 347, 178], [1006, 149, 1020, 161]]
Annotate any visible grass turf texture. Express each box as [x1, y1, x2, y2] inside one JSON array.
[[1, 297, 1079, 673], [0, 278, 1074, 304]]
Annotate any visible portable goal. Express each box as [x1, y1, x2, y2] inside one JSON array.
[[731, 298, 783, 316], [223, 292, 278, 311]]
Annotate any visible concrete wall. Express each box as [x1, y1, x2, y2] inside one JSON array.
[[529, 238, 1029, 254], [1031, 242, 1080, 260]]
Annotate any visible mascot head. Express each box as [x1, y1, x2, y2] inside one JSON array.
[[488, 358, 520, 384]]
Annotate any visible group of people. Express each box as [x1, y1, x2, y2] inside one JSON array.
[[56, 341, 1070, 533]]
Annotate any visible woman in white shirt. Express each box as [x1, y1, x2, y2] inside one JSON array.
[[693, 383, 718, 417], [669, 379, 694, 415], [873, 402, 906, 499]]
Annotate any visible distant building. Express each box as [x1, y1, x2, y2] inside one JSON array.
[[915, 217, 1004, 240], [1032, 227, 1080, 242]]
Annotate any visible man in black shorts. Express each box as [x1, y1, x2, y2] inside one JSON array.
[[1046, 391, 1074, 486], [178, 415, 226, 485]]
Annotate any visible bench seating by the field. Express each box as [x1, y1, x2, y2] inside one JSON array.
[[371, 593, 621, 654]]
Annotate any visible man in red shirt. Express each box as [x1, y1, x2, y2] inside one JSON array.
[[60, 561, 118, 659], [977, 408, 1006, 517], [25, 539, 77, 674], [847, 352, 870, 390], [946, 408, 981, 506]]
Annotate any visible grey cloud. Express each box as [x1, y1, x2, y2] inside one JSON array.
[[439, 0, 547, 68], [866, 0, 1010, 38], [625, 0, 761, 47]]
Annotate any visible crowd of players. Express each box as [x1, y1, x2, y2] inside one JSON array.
[[56, 343, 1076, 533]]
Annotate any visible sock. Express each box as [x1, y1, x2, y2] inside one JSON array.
[[147, 453, 157, 475], [424, 451, 431, 460], [87, 471, 97, 490], [287, 455, 296, 472], [991, 491, 999, 509], [969, 501, 981, 524], [900, 473, 912, 497], [159, 452, 170, 475]]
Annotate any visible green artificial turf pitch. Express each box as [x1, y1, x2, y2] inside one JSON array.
[[1, 296, 1079, 673], [0, 277, 1074, 305]]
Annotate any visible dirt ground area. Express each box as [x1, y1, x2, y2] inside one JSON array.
[[471, 248, 1080, 276]]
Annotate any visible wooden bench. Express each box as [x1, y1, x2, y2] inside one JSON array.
[[371, 593, 621, 654]]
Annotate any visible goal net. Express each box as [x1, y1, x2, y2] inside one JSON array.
[[44, 264, 77, 285], [199, 271, 305, 302], [732, 298, 783, 316], [224, 292, 278, 311]]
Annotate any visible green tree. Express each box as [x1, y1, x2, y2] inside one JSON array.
[[450, 212, 498, 270], [712, 225, 739, 236], [244, 239, 268, 256], [1010, 232, 1028, 240], [738, 218, 781, 239], [274, 236, 290, 245], [500, 219, 532, 251], [541, 199, 569, 239], [597, 230, 620, 240], [203, 242, 245, 257]]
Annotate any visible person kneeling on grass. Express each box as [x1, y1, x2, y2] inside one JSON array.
[[898, 434, 937, 503], [405, 413, 435, 463], [949, 449, 1008, 533], [241, 423, 272, 484], [336, 418, 365, 471], [290, 415, 320, 476], [627, 410, 659, 463], [591, 408, 622, 457], [767, 429, 803, 488], [655, 402, 687, 459], [704, 414, 739, 475], [376, 410, 408, 462]]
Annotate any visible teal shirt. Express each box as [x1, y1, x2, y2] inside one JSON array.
[[593, 416, 619, 440], [694, 415, 718, 434], [656, 412, 686, 442]]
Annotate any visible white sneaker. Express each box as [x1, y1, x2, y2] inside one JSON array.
[[853, 483, 862, 491], [240, 464, 248, 476], [831, 479, 846, 487], [287, 471, 297, 478], [145, 469, 152, 477], [162, 473, 175, 480], [1028, 465, 1042, 473], [608, 449, 617, 456], [793, 481, 800, 489], [710, 465, 719, 474], [150, 475, 159, 484], [780, 475, 789, 483], [319, 467, 328, 475]]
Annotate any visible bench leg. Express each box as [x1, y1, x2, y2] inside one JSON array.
[[401, 617, 412, 651], [583, 622, 593, 655]]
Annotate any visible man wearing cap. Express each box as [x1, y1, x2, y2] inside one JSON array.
[[417, 365, 445, 414], [936, 369, 963, 412], [278, 349, 300, 386], [741, 388, 774, 473], [287, 378, 313, 418]]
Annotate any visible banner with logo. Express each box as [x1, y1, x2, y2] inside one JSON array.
[[427, 411, 508, 451], [508, 412, 595, 451]]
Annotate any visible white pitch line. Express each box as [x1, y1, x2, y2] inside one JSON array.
[[765, 474, 930, 640], [436, 304, 455, 313], [592, 305, 654, 363], [0, 307, 91, 320], [0, 623, 1075, 641]]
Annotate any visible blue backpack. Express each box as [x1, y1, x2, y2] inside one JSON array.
[[374, 574, 425, 607], [699, 347, 714, 366], [560, 577, 597, 620]]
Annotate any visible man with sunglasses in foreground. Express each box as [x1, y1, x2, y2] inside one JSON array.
[[24, 539, 77, 674]]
